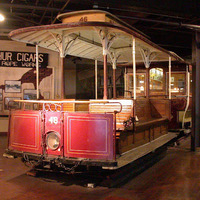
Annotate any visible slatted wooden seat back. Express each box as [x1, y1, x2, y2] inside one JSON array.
[[135, 99, 154, 122], [89, 99, 134, 131], [117, 98, 169, 154]]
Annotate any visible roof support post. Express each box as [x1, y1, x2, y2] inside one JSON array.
[[59, 33, 65, 99], [97, 29, 116, 99], [102, 35, 110, 100], [132, 37, 136, 100], [191, 31, 200, 151], [109, 52, 120, 99], [146, 68, 149, 98], [169, 56, 171, 99], [36, 44, 39, 99], [113, 67, 116, 99], [95, 59, 98, 99], [103, 53, 108, 99], [60, 56, 65, 99], [100, 33, 109, 99], [49, 31, 66, 99], [182, 65, 190, 129], [124, 67, 127, 98], [49, 31, 79, 99]]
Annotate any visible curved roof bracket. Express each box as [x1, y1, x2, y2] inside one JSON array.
[[64, 36, 79, 56], [108, 51, 121, 69], [48, 31, 65, 57], [48, 31, 79, 58], [139, 47, 157, 68], [95, 28, 116, 55]]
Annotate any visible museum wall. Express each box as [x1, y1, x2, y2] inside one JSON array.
[[0, 40, 60, 132]]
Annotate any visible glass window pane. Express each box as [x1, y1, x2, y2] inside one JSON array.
[[126, 73, 146, 97], [170, 73, 186, 93], [150, 68, 164, 90], [136, 74, 145, 95]]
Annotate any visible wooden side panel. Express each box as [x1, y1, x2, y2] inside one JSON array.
[[136, 99, 152, 121], [154, 126, 162, 139], [150, 99, 171, 119], [63, 112, 114, 160], [75, 103, 89, 111], [63, 102, 75, 112], [161, 124, 168, 135], [170, 97, 187, 129], [9, 110, 42, 154], [118, 121, 168, 154]]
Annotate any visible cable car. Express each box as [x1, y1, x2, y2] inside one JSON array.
[[4, 10, 190, 171]]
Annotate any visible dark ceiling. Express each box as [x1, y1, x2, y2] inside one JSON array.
[[0, 0, 200, 61]]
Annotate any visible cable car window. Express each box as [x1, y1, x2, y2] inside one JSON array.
[[150, 68, 164, 90], [136, 73, 146, 96], [126, 73, 146, 97], [167, 72, 186, 94]]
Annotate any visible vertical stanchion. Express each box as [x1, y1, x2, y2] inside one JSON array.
[[95, 59, 98, 99], [113, 67, 116, 99], [191, 31, 200, 151], [124, 67, 127, 97], [60, 57, 64, 99], [36, 44, 39, 99], [132, 37, 136, 100], [169, 56, 172, 99], [146, 68, 149, 98], [103, 54, 108, 99]]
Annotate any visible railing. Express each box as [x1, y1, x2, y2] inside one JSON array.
[[13, 99, 122, 112]]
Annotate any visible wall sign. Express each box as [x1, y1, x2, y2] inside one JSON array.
[[0, 51, 48, 68]]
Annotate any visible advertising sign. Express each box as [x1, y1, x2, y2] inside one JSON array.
[[0, 51, 48, 68]]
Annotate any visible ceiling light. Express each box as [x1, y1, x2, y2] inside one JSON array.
[[0, 14, 5, 22]]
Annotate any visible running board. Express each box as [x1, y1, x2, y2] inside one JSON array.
[[103, 132, 178, 169]]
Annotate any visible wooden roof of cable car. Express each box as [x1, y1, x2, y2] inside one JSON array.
[[9, 10, 184, 64]]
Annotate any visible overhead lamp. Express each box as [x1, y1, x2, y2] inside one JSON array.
[[0, 14, 5, 22]]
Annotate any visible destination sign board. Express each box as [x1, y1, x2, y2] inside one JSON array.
[[59, 11, 119, 25], [0, 51, 48, 68]]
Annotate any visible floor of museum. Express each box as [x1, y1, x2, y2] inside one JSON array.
[[1, 134, 200, 200]]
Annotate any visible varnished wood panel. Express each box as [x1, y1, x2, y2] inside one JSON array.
[[150, 99, 171, 119], [89, 99, 134, 131]]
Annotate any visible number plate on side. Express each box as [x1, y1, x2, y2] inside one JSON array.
[[64, 113, 114, 160]]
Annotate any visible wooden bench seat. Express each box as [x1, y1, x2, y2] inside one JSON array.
[[135, 98, 169, 128], [118, 98, 170, 154], [89, 99, 133, 131], [135, 117, 168, 131]]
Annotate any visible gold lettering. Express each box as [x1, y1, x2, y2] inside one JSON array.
[[79, 16, 88, 22], [29, 53, 35, 62], [24, 53, 29, 61], [17, 53, 22, 61], [39, 54, 44, 62], [7, 52, 12, 61], [0, 52, 12, 61]]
